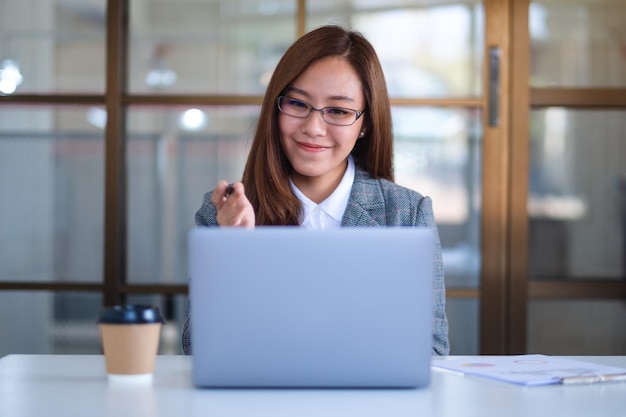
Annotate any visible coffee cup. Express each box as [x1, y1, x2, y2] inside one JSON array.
[[99, 304, 164, 383]]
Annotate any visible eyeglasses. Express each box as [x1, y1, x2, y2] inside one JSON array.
[[277, 96, 365, 126]]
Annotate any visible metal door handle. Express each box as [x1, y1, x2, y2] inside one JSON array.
[[489, 46, 500, 127]]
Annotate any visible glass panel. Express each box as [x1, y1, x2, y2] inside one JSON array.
[[306, 0, 484, 98], [128, 0, 296, 94], [446, 298, 479, 354], [530, 1, 626, 88], [528, 109, 626, 279], [126, 105, 258, 284], [0, 291, 102, 356], [394, 107, 482, 289], [528, 299, 626, 355], [0, 291, 186, 356], [0, 106, 104, 283], [0, 0, 105, 94]]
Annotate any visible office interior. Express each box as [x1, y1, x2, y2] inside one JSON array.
[[0, 0, 624, 357]]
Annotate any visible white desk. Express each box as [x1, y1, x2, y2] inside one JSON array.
[[1, 355, 625, 417]]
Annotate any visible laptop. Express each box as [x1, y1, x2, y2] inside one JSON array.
[[188, 227, 434, 388]]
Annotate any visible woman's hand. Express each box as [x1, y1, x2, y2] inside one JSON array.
[[211, 180, 255, 229]]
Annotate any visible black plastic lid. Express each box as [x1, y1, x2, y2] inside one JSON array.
[[99, 304, 164, 324]]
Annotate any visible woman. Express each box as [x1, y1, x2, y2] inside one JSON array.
[[183, 25, 449, 356]]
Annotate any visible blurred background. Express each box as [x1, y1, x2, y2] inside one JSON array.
[[0, 0, 624, 356]]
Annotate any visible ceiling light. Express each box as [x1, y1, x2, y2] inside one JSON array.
[[178, 108, 208, 131], [86, 107, 107, 129], [0, 59, 23, 95], [145, 67, 177, 89]]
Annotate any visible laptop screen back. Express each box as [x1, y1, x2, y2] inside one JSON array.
[[189, 227, 434, 388]]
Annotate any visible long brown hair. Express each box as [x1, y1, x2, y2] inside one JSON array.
[[242, 25, 393, 225]]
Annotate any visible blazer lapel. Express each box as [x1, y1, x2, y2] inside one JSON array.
[[341, 168, 384, 227]]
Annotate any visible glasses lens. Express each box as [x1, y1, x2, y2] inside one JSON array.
[[322, 108, 357, 126], [278, 97, 310, 117]]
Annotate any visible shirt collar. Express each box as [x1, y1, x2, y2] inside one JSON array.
[[290, 155, 355, 223]]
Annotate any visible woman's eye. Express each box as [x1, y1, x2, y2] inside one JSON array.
[[326, 107, 349, 116], [288, 99, 307, 109]]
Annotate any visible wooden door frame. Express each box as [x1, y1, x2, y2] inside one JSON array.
[[480, 0, 530, 354]]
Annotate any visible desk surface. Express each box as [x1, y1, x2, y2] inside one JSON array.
[[1, 355, 625, 417]]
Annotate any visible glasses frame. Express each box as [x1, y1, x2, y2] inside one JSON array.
[[276, 96, 365, 126]]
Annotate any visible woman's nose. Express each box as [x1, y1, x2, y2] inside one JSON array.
[[301, 109, 327, 136]]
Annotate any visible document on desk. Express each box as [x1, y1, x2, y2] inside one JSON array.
[[432, 354, 626, 386]]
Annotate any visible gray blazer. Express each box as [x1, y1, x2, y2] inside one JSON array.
[[182, 167, 450, 356]]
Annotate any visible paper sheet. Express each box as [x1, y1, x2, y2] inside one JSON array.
[[432, 354, 626, 386]]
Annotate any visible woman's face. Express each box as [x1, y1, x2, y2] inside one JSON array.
[[278, 56, 365, 194]]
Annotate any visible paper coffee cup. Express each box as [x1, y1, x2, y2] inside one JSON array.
[[99, 305, 164, 382]]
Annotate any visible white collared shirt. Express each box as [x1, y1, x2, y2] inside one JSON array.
[[290, 156, 355, 230]]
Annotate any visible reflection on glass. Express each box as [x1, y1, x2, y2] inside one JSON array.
[[0, 0, 105, 93], [394, 107, 482, 288], [0, 107, 104, 283], [307, 1, 484, 98], [530, 1, 626, 87], [529, 109, 626, 279], [129, 0, 296, 94]]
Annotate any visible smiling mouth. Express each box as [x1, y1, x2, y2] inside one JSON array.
[[297, 142, 328, 152]]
